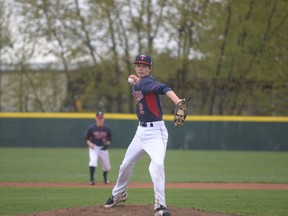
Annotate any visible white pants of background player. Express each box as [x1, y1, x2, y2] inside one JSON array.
[[112, 121, 168, 209], [89, 145, 111, 172]]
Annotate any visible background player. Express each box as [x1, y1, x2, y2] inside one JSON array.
[[84, 111, 112, 185], [104, 54, 183, 216]]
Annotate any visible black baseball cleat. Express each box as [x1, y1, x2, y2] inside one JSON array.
[[154, 205, 172, 216], [104, 179, 110, 184], [104, 192, 128, 208]]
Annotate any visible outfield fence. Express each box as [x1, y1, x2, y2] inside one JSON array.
[[0, 113, 287, 150]]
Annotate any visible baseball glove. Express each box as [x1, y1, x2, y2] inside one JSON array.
[[101, 138, 111, 151], [173, 98, 190, 127]]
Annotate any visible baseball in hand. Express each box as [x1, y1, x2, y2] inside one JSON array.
[[128, 77, 135, 84]]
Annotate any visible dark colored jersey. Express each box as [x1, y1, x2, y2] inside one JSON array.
[[132, 75, 172, 122], [84, 124, 112, 147]]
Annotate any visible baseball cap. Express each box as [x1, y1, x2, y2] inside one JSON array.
[[96, 111, 104, 119], [134, 54, 152, 66]]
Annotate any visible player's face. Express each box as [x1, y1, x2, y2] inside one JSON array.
[[96, 117, 104, 126], [135, 64, 151, 78]]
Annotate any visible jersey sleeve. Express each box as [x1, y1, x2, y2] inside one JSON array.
[[84, 126, 92, 141], [143, 80, 172, 95]]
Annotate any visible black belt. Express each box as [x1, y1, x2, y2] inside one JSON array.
[[140, 122, 154, 127]]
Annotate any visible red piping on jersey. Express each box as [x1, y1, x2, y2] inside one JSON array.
[[151, 83, 160, 91], [145, 93, 160, 118]]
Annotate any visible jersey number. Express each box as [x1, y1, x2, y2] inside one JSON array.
[[139, 103, 145, 114]]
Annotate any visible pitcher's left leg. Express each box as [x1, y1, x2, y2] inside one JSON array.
[[144, 126, 168, 209], [149, 160, 166, 208]]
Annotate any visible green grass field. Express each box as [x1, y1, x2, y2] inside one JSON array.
[[0, 148, 288, 216]]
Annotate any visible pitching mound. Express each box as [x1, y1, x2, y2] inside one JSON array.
[[20, 204, 239, 216]]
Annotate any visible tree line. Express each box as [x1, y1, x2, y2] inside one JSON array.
[[0, 0, 287, 115]]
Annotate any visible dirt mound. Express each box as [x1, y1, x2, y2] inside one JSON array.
[[20, 204, 239, 216]]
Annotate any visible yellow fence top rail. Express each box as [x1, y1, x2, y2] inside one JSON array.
[[1, 112, 288, 122]]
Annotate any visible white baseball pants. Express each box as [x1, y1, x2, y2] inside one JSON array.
[[88, 145, 111, 172], [112, 121, 168, 208]]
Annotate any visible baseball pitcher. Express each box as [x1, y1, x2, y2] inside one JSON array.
[[104, 54, 188, 216]]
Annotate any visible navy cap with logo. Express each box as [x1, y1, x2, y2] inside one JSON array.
[[134, 54, 152, 66], [96, 111, 104, 119]]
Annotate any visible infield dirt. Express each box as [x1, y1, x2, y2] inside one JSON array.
[[19, 204, 240, 216], [3, 182, 287, 216]]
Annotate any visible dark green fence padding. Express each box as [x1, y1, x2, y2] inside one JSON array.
[[0, 113, 287, 150]]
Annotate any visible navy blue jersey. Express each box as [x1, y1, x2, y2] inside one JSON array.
[[132, 75, 172, 122], [84, 124, 112, 147]]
